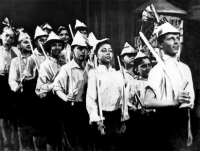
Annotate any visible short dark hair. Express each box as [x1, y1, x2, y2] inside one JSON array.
[[133, 56, 151, 75], [35, 35, 48, 42], [94, 40, 113, 55], [57, 27, 69, 35]]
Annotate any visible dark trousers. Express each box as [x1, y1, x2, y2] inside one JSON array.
[[91, 109, 125, 151], [62, 102, 90, 151], [0, 75, 17, 150], [149, 107, 188, 151]]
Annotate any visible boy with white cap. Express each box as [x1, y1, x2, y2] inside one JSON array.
[[23, 26, 48, 80], [35, 31, 64, 151], [144, 22, 195, 150], [0, 18, 19, 151], [125, 51, 153, 150], [8, 29, 34, 151], [75, 19, 88, 38], [21, 26, 48, 151], [120, 42, 137, 86], [86, 38, 129, 150], [54, 31, 90, 150], [57, 26, 72, 64]]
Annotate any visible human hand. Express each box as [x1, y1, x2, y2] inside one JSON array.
[[176, 90, 191, 105], [64, 93, 75, 102], [96, 121, 106, 135]]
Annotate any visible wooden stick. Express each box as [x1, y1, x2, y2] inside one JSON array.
[[117, 56, 127, 121], [69, 24, 74, 39], [94, 55, 104, 124], [180, 81, 193, 147], [38, 42, 55, 76], [67, 49, 74, 106], [139, 32, 179, 91], [150, 4, 160, 23], [187, 108, 193, 146], [28, 39, 39, 71]]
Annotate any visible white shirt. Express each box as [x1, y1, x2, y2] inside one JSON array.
[[36, 56, 61, 97], [0, 45, 18, 75], [9, 54, 28, 92], [86, 65, 129, 123], [146, 53, 195, 106]]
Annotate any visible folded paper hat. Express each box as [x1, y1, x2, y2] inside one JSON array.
[[17, 28, 30, 42], [2, 17, 15, 35], [154, 22, 180, 37], [41, 22, 52, 30], [75, 19, 87, 29], [120, 42, 137, 56], [34, 26, 48, 40], [46, 31, 63, 43], [88, 32, 98, 47], [71, 31, 88, 47], [134, 51, 147, 60]]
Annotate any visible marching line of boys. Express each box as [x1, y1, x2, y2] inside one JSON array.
[[0, 16, 195, 151]]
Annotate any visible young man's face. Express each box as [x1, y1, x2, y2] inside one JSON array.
[[73, 45, 89, 61], [97, 43, 113, 65], [1, 31, 14, 46], [36, 36, 48, 50], [50, 42, 63, 57], [160, 33, 180, 56], [79, 30, 88, 38], [59, 30, 70, 43], [141, 46, 150, 56], [122, 53, 137, 66], [19, 39, 31, 52], [137, 58, 152, 79]]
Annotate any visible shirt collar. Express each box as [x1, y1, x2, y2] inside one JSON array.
[[137, 76, 147, 81], [162, 53, 177, 61], [122, 66, 135, 76], [1, 45, 13, 52], [70, 59, 82, 69], [34, 48, 43, 56], [49, 56, 58, 63], [98, 64, 115, 72]]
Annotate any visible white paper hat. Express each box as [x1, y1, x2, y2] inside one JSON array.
[[46, 31, 63, 43], [17, 28, 30, 42], [41, 22, 52, 30], [88, 32, 98, 47], [154, 22, 180, 37], [2, 17, 15, 35], [120, 42, 137, 56], [75, 19, 87, 29], [71, 31, 88, 47], [34, 26, 48, 40], [134, 51, 147, 60]]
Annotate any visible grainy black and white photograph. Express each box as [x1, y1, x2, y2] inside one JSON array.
[[0, 0, 200, 151]]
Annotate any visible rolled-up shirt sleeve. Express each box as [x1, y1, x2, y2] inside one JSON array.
[[86, 69, 100, 124], [53, 65, 68, 94], [36, 62, 52, 97], [146, 65, 163, 100], [9, 59, 19, 92]]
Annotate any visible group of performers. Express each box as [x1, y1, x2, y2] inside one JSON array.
[[0, 6, 195, 151]]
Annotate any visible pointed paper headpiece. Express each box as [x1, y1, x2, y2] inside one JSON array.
[[120, 42, 137, 56], [34, 26, 48, 40]]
